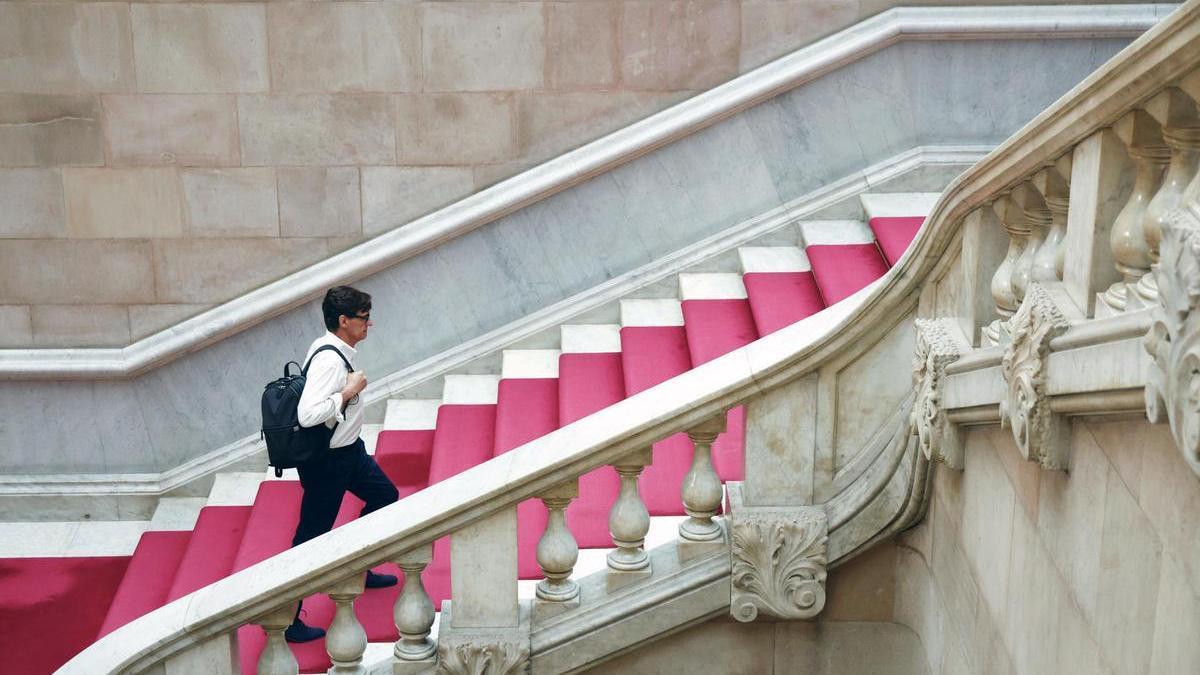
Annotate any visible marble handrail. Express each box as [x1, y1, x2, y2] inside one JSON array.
[[0, 4, 1166, 380]]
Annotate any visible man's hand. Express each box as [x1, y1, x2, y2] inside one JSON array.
[[341, 371, 368, 402]]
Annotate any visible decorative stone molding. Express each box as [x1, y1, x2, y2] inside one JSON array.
[[911, 318, 964, 469], [1145, 209, 1200, 477], [999, 283, 1072, 469], [436, 636, 529, 675], [727, 484, 828, 622]]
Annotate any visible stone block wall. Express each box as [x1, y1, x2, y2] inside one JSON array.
[[895, 421, 1200, 674], [0, 0, 1129, 348]]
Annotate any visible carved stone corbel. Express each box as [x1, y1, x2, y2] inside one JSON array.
[[726, 483, 827, 623], [999, 283, 1072, 469], [911, 318, 964, 469], [1145, 207, 1200, 477], [436, 635, 529, 675]]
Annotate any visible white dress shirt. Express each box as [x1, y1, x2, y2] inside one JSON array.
[[297, 332, 363, 449]]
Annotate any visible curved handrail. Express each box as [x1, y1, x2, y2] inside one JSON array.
[[1, 4, 1164, 381], [61, 3, 1199, 671]]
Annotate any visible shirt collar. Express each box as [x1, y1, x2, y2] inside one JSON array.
[[325, 331, 357, 358]]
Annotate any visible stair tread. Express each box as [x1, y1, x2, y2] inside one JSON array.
[[743, 271, 825, 336], [807, 243, 890, 305], [98, 530, 191, 637], [495, 378, 560, 579], [166, 505, 252, 602], [559, 352, 626, 548], [870, 215, 925, 267]]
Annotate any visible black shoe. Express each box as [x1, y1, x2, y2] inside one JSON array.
[[365, 569, 398, 588], [284, 619, 326, 643]]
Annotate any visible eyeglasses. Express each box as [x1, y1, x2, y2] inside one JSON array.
[[346, 313, 371, 322]]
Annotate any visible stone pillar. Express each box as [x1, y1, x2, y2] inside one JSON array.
[[678, 414, 727, 543], [254, 603, 300, 675], [535, 480, 580, 603], [326, 574, 368, 675], [392, 545, 437, 674], [1139, 87, 1200, 302], [450, 507, 518, 629], [1062, 129, 1131, 317], [435, 602, 530, 675], [1100, 109, 1169, 315], [606, 447, 653, 572]]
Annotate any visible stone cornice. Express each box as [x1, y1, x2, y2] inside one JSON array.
[[0, 4, 1166, 381]]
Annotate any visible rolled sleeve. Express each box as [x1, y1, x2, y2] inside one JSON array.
[[297, 352, 347, 428]]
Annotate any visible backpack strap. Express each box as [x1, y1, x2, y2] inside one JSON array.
[[301, 344, 353, 375]]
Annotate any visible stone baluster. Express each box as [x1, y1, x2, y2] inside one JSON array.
[[1100, 109, 1169, 314], [393, 545, 437, 665], [982, 195, 1027, 345], [1031, 158, 1072, 282], [254, 603, 300, 675], [679, 415, 727, 542], [607, 447, 653, 572], [1138, 87, 1200, 302], [1011, 182, 1052, 288], [326, 574, 368, 675], [536, 480, 580, 602]]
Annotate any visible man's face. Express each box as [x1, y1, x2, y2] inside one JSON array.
[[340, 310, 372, 344]]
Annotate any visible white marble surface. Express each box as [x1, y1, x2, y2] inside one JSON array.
[[149, 497, 207, 531], [442, 374, 501, 404], [798, 220, 875, 246], [859, 192, 940, 219], [560, 324, 622, 353], [0, 520, 150, 557], [678, 273, 747, 300], [383, 399, 441, 430], [620, 299, 684, 327], [738, 246, 811, 273], [501, 349, 560, 379], [205, 472, 264, 507]]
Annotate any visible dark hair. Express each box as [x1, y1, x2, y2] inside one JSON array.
[[322, 286, 372, 331]]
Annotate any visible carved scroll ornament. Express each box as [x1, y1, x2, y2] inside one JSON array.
[[999, 283, 1071, 470], [911, 319, 963, 469], [436, 636, 529, 675], [1145, 211, 1200, 477], [730, 508, 828, 622]]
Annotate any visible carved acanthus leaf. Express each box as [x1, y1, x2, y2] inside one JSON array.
[[730, 508, 827, 622], [999, 283, 1071, 469], [436, 637, 529, 675], [1145, 208, 1200, 477], [911, 318, 963, 469]]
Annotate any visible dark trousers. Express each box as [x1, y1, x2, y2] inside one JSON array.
[[291, 438, 400, 548]]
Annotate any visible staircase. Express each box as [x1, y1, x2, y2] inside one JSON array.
[[1, 192, 935, 674]]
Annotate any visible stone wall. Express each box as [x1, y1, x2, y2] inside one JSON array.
[[894, 420, 1200, 674], [0, 0, 1134, 349]]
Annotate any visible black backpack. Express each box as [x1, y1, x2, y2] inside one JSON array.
[[261, 345, 353, 477]]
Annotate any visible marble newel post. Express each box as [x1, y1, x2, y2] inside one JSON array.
[[1099, 109, 1169, 315], [1139, 87, 1200, 302], [982, 195, 1028, 345]]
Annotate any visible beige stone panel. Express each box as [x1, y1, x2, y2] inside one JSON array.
[[472, 161, 537, 191], [63, 168, 183, 239], [0, 3, 133, 93], [0, 94, 104, 167], [929, 492, 982, 650], [181, 168, 278, 238], [932, 443, 965, 530], [361, 166, 474, 236], [1137, 423, 1200, 593], [1035, 422, 1107, 622], [592, 619, 774, 674], [985, 426, 1040, 522], [959, 430, 1014, 619], [773, 621, 926, 674], [833, 317, 913, 470], [823, 540, 895, 621], [1002, 507, 1062, 675], [238, 95, 395, 166], [153, 238, 337, 304], [893, 546, 944, 675], [423, 3, 544, 92], [970, 598, 1016, 675], [545, 2, 618, 89], [1084, 416, 1144, 500], [131, 4, 268, 93], [0, 240, 155, 305], [129, 303, 211, 341], [739, 0, 861, 72], [620, 1, 740, 91], [1095, 467, 1162, 674], [395, 94, 516, 165], [31, 305, 130, 348], [103, 95, 239, 167], [1053, 596, 1106, 675], [268, 3, 419, 93], [278, 167, 361, 238], [516, 91, 695, 164], [0, 306, 33, 348], [1149, 551, 1200, 674], [0, 169, 65, 238]]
